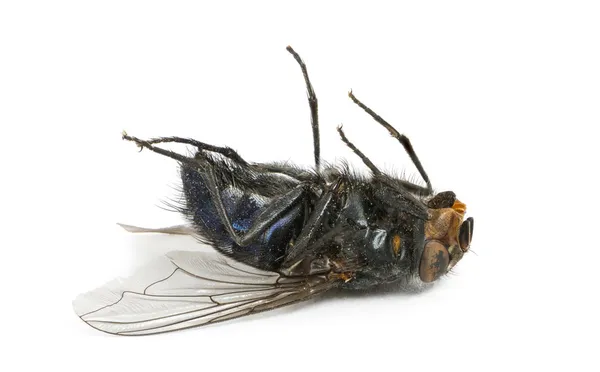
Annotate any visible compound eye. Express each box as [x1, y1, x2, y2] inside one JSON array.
[[419, 240, 450, 283], [458, 217, 474, 252]]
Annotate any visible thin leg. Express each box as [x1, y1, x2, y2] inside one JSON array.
[[282, 178, 346, 266], [336, 126, 430, 195], [202, 165, 311, 247], [348, 91, 433, 194], [123, 133, 247, 165], [143, 136, 248, 165], [123, 132, 314, 248], [286, 46, 320, 172], [124, 133, 306, 183], [336, 125, 381, 176], [123, 132, 197, 166]]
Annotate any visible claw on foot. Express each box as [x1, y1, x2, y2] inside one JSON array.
[[122, 132, 146, 152]]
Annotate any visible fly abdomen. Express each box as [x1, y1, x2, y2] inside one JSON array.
[[180, 164, 305, 271]]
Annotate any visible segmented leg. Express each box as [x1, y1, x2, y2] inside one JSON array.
[[287, 46, 320, 172], [123, 133, 317, 258], [201, 165, 312, 247], [348, 91, 433, 195], [336, 126, 430, 195], [123, 132, 196, 165], [336, 125, 381, 175], [138, 136, 247, 165], [124, 132, 320, 188], [282, 178, 346, 266]]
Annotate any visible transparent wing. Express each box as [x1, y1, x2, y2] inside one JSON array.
[[116, 223, 196, 235], [73, 251, 335, 335]]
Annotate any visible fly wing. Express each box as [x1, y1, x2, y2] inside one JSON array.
[[116, 223, 197, 236], [73, 251, 336, 335]]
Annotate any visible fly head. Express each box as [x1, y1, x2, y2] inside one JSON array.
[[420, 191, 474, 283]]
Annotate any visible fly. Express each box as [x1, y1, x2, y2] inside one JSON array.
[[73, 46, 475, 335]]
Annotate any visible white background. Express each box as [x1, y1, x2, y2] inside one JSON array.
[[1, 1, 599, 371]]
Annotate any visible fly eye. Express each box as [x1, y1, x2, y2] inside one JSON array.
[[427, 191, 456, 209], [392, 235, 402, 256], [419, 240, 450, 283], [458, 217, 474, 252]]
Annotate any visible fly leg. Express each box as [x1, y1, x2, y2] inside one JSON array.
[[122, 132, 198, 165], [125, 134, 248, 165], [282, 178, 347, 267], [200, 162, 314, 247], [337, 125, 382, 175], [124, 133, 321, 185], [336, 126, 429, 195], [122, 133, 316, 247], [287, 46, 320, 172], [348, 91, 433, 195]]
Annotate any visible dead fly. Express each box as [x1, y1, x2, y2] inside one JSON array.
[[73, 46, 474, 335]]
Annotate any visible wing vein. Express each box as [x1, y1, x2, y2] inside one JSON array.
[[115, 297, 271, 334], [144, 268, 179, 294], [74, 252, 338, 335], [171, 262, 276, 286], [222, 259, 278, 278]]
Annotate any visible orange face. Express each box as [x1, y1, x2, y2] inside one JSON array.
[[420, 198, 474, 283]]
